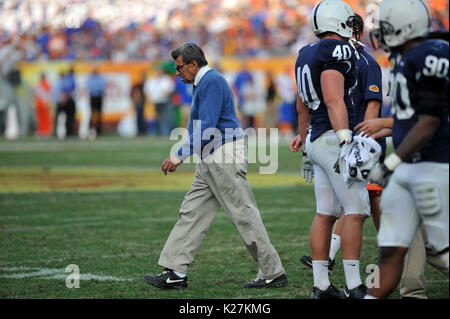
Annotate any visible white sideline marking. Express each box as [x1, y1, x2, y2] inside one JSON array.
[[0, 266, 133, 281], [45, 274, 131, 281], [0, 266, 39, 271]]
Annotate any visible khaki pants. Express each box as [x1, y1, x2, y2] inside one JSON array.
[[158, 141, 285, 280], [400, 225, 449, 299]]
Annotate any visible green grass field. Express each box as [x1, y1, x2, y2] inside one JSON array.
[[0, 136, 448, 299]]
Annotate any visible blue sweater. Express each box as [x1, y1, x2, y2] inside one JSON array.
[[176, 69, 244, 161]]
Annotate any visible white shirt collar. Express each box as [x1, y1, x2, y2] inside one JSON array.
[[194, 65, 211, 86]]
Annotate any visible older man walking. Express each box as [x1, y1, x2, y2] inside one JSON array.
[[143, 43, 287, 290]]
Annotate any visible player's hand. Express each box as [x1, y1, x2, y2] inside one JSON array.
[[301, 151, 314, 183], [355, 118, 386, 138], [290, 135, 302, 152], [334, 138, 354, 174], [368, 163, 392, 188], [161, 154, 182, 175]]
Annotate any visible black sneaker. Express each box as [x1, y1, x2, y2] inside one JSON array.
[[300, 256, 335, 274], [311, 284, 342, 299], [143, 269, 188, 290], [243, 273, 288, 288], [341, 284, 368, 299], [300, 255, 313, 268]]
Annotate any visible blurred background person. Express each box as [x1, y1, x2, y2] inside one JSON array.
[[173, 74, 193, 128], [86, 67, 106, 138], [239, 73, 266, 129], [275, 67, 297, 142], [61, 68, 77, 137], [144, 65, 175, 136], [0, 41, 15, 136], [53, 71, 66, 139], [0, 82, 7, 135], [131, 71, 148, 136], [34, 73, 52, 137], [233, 61, 253, 117], [0, 36, 30, 139], [263, 71, 278, 130]]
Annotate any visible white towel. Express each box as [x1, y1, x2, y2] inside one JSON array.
[[339, 133, 382, 187]]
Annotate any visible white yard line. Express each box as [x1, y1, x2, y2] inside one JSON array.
[[0, 266, 133, 281]]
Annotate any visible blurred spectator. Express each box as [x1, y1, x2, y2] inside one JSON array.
[[48, 28, 68, 59], [131, 71, 147, 135], [0, 77, 8, 135], [275, 68, 297, 141], [233, 61, 253, 112], [34, 73, 52, 137], [86, 67, 106, 138], [173, 76, 193, 128], [62, 68, 77, 137], [239, 73, 266, 129], [0, 36, 31, 138], [143, 66, 175, 136], [263, 71, 277, 130], [53, 71, 67, 139]]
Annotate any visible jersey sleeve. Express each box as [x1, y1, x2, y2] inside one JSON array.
[[319, 39, 355, 77], [363, 57, 383, 103]]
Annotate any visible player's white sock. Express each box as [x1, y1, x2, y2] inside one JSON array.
[[312, 260, 330, 290], [329, 234, 341, 261], [364, 294, 377, 299], [343, 259, 362, 290], [174, 271, 186, 278]]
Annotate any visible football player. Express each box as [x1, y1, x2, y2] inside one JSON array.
[[290, 0, 370, 299], [364, 0, 449, 299], [299, 14, 385, 288], [356, 101, 448, 299]]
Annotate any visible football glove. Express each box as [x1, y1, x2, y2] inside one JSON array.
[[301, 151, 314, 183], [368, 163, 392, 188], [368, 153, 402, 188]]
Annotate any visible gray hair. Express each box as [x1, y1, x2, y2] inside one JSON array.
[[171, 43, 208, 67]]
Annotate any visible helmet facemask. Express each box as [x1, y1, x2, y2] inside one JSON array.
[[369, 0, 431, 52], [370, 20, 395, 52]]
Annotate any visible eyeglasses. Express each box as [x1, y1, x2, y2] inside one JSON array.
[[175, 63, 187, 72]]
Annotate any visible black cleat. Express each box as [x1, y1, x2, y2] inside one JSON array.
[[341, 284, 368, 299], [143, 269, 188, 290], [311, 284, 342, 299], [300, 256, 335, 274], [300, 255, 313, 268], [243, 273, 289, 288]]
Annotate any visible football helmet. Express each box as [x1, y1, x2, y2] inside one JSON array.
[[311, 0, 355, 39], [370, 0, 430, 51]]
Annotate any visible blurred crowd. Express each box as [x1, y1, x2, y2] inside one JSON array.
[[1, 0, 448, 62], [0, 0, 448, 140]]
